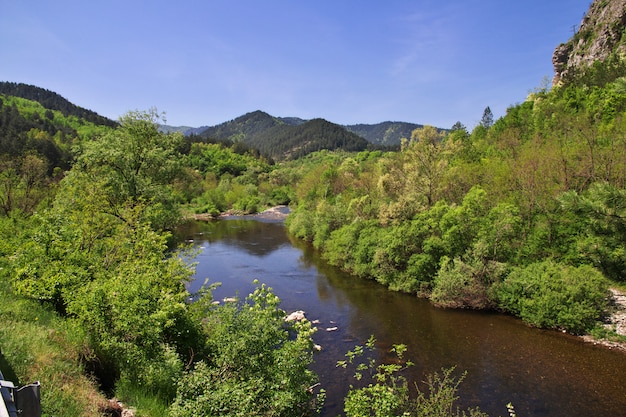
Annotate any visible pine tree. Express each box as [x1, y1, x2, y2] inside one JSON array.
[[480, 106, 494, 128]]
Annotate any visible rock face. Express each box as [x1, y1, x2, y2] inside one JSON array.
[[553, 0, 626, 84]]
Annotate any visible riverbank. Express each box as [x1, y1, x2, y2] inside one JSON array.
[[183, 218, 626, 417], [582, 288, 626, 351], [188, 207, 626, 353], [190, 205, 290, 222]]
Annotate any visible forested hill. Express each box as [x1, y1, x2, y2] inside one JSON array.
[[0, 85, 115, 174], [345, 121, 424, 146], [200, 110, 284, 141], [0, 82, 117, 128], [247, 118, 370, 160], [199, 110, 370, 160], [185, 111, 426, 149]]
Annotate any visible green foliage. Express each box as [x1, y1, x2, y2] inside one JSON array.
[[560, 182, 626, 281], [410, 368, 490, 417], [74, 109, 183, 229], [431, 254, 506, 310], [0, 255, 107, 417], [0, 82, 117, 128], [339, 337, 489, 417], [66, 225, 194, 393], [0, 153, 52, 216], [345, 121, 422, 146], [0, 91, 114, 178], [480, 106, 494, 129], [183, 142, 289, 215], [494, 261, 610, 334], [171, 283, 319, 417], [185, 142, 266, 177], [280, 59, 626, 337]]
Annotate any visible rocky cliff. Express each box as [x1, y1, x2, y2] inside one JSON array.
[[553, 0, 626, 84]]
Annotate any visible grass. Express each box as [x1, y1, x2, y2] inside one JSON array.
[[0, 280, 108, 417], [115, 377, 171, 417]]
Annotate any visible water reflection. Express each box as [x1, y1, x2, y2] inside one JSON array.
[[181, 219, 626, 417]]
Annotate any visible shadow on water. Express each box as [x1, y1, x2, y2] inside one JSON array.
[[181, 219, 626, 417]]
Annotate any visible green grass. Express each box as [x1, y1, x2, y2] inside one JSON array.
[[115, 377, 171, 417], [0, 281, 107, 417]]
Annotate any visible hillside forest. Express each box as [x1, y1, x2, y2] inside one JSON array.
[[1, 23, 626, 417]]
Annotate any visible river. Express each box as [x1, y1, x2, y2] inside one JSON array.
[[176, 218, 626, 417]]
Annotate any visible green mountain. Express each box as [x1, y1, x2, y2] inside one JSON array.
[[345, 121, 423, 146], [200, 110, 283, 142], [0, 82, 117, 128], [189, 112, 427, 149], [0, 82, 116, 171], [199, 110, 370, 160]]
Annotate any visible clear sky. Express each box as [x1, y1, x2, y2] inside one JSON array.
[[1, 0, 591, 129]]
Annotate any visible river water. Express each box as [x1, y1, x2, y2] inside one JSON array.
[[177, 218, 626, 417]]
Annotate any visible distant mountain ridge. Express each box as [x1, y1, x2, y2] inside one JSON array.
[[196, 111, 372, 160], [1, 81, 432, 161], [345, 121, 423, 146], [163, 111, 427, 152]]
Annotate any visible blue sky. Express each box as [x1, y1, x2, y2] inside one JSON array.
[[1, 1, 590, 129]]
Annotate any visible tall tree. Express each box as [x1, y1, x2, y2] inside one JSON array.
[[480, 106, 494, 129], [75, 109, 183, 229]]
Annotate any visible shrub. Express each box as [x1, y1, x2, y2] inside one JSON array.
[[431, 247, 508, 310], [170, 284, 319, 417], [339, 337, 489, 417], [494, 260, 610, 334]]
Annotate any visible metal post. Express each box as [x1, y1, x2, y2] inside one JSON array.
[[0, 371, 40, 417], [0, 377, 17, 417]]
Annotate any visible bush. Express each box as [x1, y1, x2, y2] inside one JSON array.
[[431, 244, 508, 309], [170, 284, 319, 417], [431, 257, 501, 310], [494, 260, 610, 334], [339, 337, 489, 417]]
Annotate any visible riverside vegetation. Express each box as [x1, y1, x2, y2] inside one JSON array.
[[1, 24, 626, 417]]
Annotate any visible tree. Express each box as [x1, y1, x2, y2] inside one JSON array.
[[480, 106, 494, 129], [559, 182, 626, 281], [406, 125, 448, 207], [75, 109, 183, 229], [0, 154, 49, 216]]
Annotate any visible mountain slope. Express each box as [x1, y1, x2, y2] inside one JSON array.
[[0, 82, 117, 128], [188, 113, 424, 148], [248, 118, 370, 160], [345, 121, 423, 146], [0, 85, 115, 171], [201, 110, 284, 142], [200, 111, 370, 160]]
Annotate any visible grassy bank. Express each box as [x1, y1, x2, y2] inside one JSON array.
[[0, 280, 107, 417]]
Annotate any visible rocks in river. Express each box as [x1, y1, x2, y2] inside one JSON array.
[[285, 310, 307, 321], [325, 326, 338, 332], [223, 297, 238, 303]]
